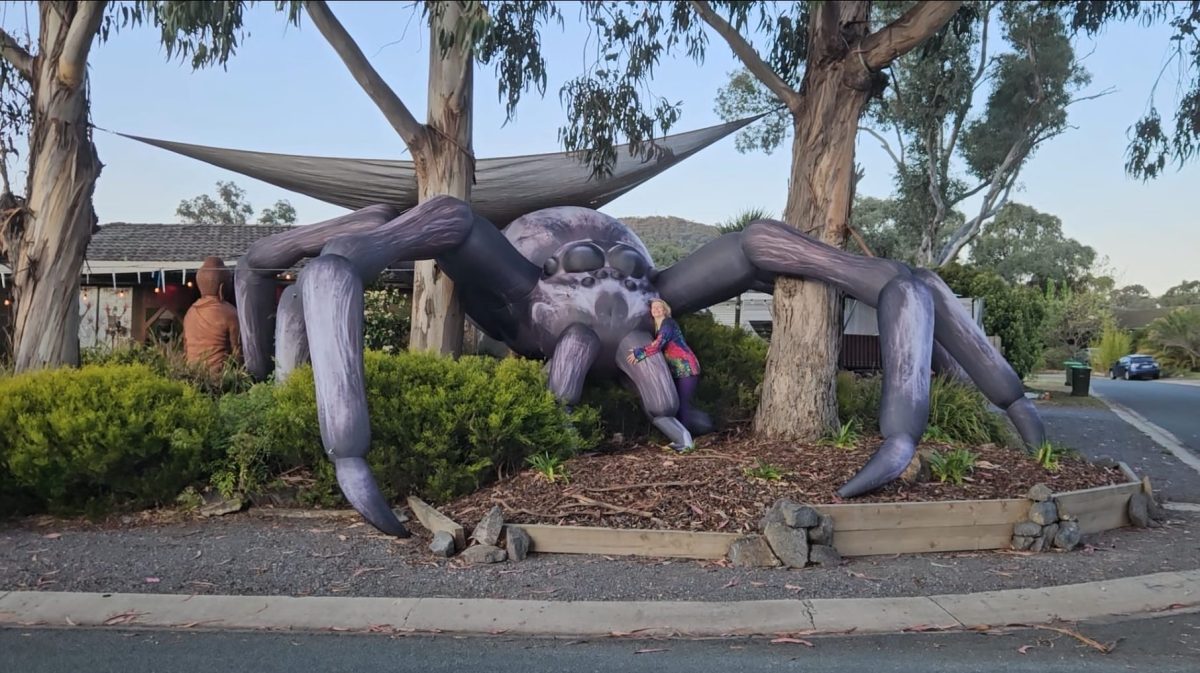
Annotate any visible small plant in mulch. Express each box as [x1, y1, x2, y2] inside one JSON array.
[[526, 452, 570, 484], [1035, 441, 1072, 473], [928, 447, 978, 486], [821, 420, 860, 449], [742, 459, 785, 482]]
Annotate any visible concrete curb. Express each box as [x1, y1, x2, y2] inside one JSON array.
[[1, 570, 1197, 637], [1090, 391, 1200, 476]]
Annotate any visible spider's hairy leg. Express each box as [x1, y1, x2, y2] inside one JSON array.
[[912, 269, 1045, 449], [616, 330, 693, 450], [547, 324, 602, 406], [236, 204, 400, 381], [837, 272, 934, 498]]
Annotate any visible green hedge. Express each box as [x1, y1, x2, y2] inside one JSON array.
[[213, 351, 600, 505], [0, 365, 214, 513]]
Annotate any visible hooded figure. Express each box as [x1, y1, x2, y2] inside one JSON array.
[[182, 256, 241, 375]]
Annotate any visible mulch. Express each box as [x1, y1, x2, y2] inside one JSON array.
[[442, 425, 1125, 534]]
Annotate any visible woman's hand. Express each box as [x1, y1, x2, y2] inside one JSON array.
[[625, 351, 638, 365]]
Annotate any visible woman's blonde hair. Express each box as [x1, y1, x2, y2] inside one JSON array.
[[650, 299, 672, 317]]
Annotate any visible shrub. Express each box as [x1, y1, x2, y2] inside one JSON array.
[[928, 447, 978, 485], [939, 264, 1047, 378], [218, 351, 599, 505], [1092, 321, 1132, 375], [1141, 308, 1200, 373], [82, 341, 252, 397], [0, 365, 215, 513], [836, 373, 1015, 447], [836, 371, 883, 433], [363, 287, 411, 352]]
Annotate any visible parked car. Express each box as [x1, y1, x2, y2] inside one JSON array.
[[1110, 354, 1162, 380]]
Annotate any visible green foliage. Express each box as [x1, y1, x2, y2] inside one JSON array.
[[939, 264, 1047, 379], [1141, 307, 1200, 373], [525, 452, 570, 484], [621, 216, 720, 268], [0, 365, 214, 513], [363, 287, 412, 352], [221, 351, 598, 505], [81, 341, 252, 397], [926, 376, 1015, 447], [1110, 284, 1158, 309], [970, 203, 1097, 290], [822, 420, 860, 449], [1159, 280, 1200, 308], [1034, 441, 1070, 472], [208, 383, 287, 500], [1092, 322, 1132, 376], [742, 459, 784, 482], [836, 371, 883, 433], [928, 448, 978, 486], [716, 207, 774, 234], [1041, 278, 1113, 362], [176, 180, 296, 226]]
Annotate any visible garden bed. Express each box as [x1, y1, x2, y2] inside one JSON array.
[[441, 425, 1125, 535]]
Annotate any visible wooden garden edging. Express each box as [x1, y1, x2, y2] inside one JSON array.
[[415, 466, 1148, 561]]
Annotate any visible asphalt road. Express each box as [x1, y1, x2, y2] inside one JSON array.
[[1091, 378, 1200, 456], [4, 612, 1199, 673]]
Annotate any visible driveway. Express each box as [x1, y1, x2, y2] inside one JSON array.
[[1090, 377, 1200, 457]]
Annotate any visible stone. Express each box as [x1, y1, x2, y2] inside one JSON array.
[[1013, 521, 1042, 537], [1027, 484, 1054, 502], [727, 535, 782, 568], [429, 531, 455, 557], [504, 526, 531, 562], [808, 544, 842, 567], [1092, 456, 1119, 469], [807, 514, 835, 546], [1147, 495, 1168, 522], [1041, 523, 1060, 546], [1128, 493, 1151, 528], [761, 498, 819, 530], [461, 544, 507, 564], [763, 522, 809, 568], [1030, 535, 1048, 553], [472, 505, 505, 546], [900, 450, 933, 483], [1053, 521, 1082, 551], [1028, 501, 1058, 525], [1011, 535, 1035, 551], [199, 496, 245, 517]]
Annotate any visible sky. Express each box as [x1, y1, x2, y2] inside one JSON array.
[[6, 2, 1198, 295]]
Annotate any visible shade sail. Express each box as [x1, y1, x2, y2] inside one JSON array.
[[118, 115, 761, 225]]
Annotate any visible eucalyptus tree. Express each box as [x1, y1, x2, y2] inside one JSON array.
[[559, 1, 962, 438]]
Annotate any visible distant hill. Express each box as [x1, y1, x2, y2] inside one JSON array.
[[619, 215, 721, 267]]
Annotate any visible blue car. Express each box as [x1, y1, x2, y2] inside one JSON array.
[[1110, 354, 1161, 380]]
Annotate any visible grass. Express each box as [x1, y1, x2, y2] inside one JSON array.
[[742, 459, 785, 482], [525, 452, 570, 484], [821, 420, 860, 449], [927, 448, 978, 486], [1023, 371, 1109, 408]]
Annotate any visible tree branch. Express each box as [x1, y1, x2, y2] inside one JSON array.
[[0, 26, 34, 80], [689, 0, 802, 112], [58, 1, 107, 89], [861, 1, 964, 70], [303, 0, 428, 152], [858, 126, 903, 170]]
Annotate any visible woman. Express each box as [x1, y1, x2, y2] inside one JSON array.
[[626, 299, 702, 450]]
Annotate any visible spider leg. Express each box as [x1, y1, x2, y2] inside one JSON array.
[[274, 285, 309, 383], [547, 324, 602, 406], [616, 330, 693, 449], [237, 204, 400, 381], [932, 340, 972, 384], [912, 269, 1045, 449], [836, 273, 934, 497]]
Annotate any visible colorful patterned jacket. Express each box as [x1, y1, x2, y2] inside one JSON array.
[[633, 317, 701, 379]]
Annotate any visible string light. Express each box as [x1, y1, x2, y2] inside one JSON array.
[[2, 298, 10, 306]]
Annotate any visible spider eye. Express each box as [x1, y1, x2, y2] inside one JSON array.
[[607, 245, 648, 279], [561, 242, 606, 273], [542, 257, 559, 276]]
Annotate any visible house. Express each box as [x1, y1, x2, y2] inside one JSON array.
[[708, 291, 986, 371]]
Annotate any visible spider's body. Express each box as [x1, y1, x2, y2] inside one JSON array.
[[237, 196, 1046, 537]]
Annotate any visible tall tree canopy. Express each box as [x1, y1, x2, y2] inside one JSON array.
[[177, 180, 297, 226], [968, 202, 1096, 290], [1160, 280, 1200, 307]]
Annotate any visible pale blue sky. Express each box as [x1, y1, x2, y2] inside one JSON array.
[[16, 2, 1199, 294]]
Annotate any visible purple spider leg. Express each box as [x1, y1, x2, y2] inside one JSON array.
[[273, 284, 309, 383], [546, 324, 602, 407], [616, 330, 693, 449]]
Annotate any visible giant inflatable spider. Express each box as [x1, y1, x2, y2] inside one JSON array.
[[236, 196, 1045, 536]]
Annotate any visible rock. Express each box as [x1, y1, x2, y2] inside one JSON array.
[[761, 498, 819, 529], [461, 544, 507, 564], [1013, 521, 1042, 537], [1128, 493, 1151, 528], [1053, 521, 1082, 551], [1041, 523, 1060, 547], [727, 535, 782, 568], [199, 496, 245, 517], [1011, 535, 1035, 551], [1030, 535, 1048, 553], [807, 514, 835, 546], [763, 522, 809, 568], [472, 505, 505, 546], [1027, 484, 1054, 502], [1028, 501, 1058, 525], [429, 531, 456, 557], [808, 544, 842, 567], [1147, 495, 1168, 522], [1092, 456, 1119, 469], [900, 450, 933, 483], [504, 526, 531, 562]]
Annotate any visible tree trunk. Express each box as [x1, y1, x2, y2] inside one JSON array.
[[5, 5, 100, 371], [753, 2, 875, 439], [408, 3, 473, 355]]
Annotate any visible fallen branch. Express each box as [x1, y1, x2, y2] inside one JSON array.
[[582, 480, 707, 494], [569, 494, 665, 525], [1035, 625, 1119, 654]]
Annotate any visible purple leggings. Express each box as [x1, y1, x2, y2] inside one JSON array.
[[675, 375, 699, 424]]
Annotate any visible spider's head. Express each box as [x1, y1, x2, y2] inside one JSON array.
[[531, 239, 660, 350]]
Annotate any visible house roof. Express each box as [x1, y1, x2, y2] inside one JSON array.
[[85, 222, 295, 262]]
